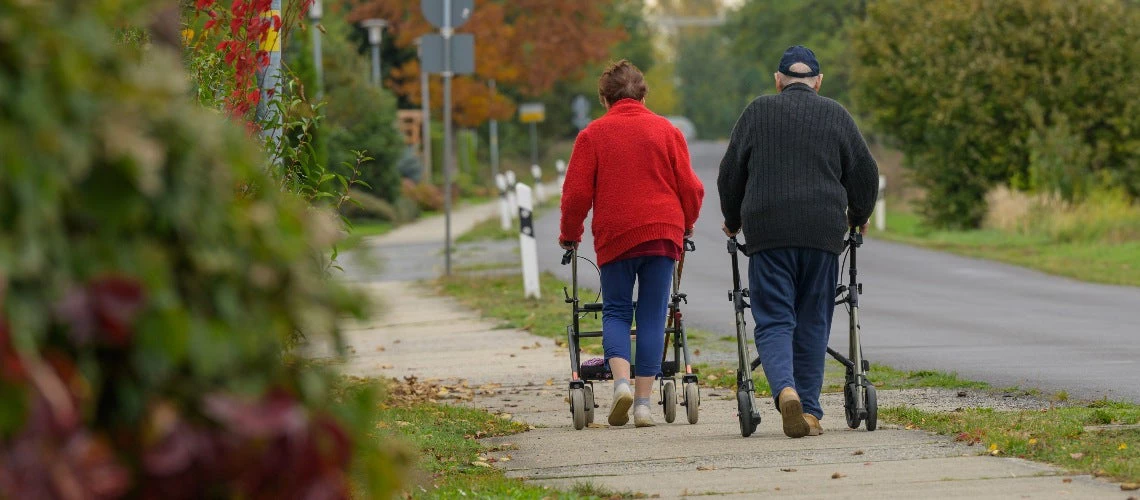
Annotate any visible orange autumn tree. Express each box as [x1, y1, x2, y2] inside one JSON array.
[[349, 0, 626, 127]]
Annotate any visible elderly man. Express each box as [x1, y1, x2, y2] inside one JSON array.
[[718, 46, 879, 438]]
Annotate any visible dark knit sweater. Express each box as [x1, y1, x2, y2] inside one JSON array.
[[718, 83, 879, 255]]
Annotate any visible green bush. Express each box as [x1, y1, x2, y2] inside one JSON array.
[[852, 0, 1140, 227], [322, 14, 404, 204], [0, 2, 404, 497]]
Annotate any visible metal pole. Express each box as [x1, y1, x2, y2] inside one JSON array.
[[310, 1, 323, 100], [370, 43, 381, 86], [529, 122, 538, 167], [489, 79, 500, 183], [257, 0, 284, 152], [420, 54, 432, 181], [442, 0, 454, 276]]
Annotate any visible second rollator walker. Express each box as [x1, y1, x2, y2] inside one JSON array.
[[726, 228, 877, 438]]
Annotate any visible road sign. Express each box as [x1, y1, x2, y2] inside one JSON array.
[[519, 102, 546, 123], [571, 95, 591, 130], [422, 0, 473, 29], [420, 33, 474, 75]]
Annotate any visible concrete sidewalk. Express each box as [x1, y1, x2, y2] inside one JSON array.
[[331, 198, 1128, 499]]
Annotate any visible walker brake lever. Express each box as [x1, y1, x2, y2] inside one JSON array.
[[561, 249, 573, 265], [684, 239, 696, 252]]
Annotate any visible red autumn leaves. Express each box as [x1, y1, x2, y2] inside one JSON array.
[[191, 0, 312, 123]]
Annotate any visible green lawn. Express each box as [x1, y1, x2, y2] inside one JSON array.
[[348, 220, 393, 237], [884, 400, 1140, 484], [877, 210, 1140, 287]]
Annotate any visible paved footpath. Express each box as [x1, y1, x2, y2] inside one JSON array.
[[328, 200, 1128, 499]]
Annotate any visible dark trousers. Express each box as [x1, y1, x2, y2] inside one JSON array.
[[748, 247, 838, 419], [600, 256, 675, 378]]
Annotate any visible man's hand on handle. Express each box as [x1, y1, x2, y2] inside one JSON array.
[[722, 223, 738, 238]]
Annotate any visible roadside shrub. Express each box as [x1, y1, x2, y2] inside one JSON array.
[[401, 179, 445, 212], [0, 2, 405, 497], [852, 0, 1140, 227]]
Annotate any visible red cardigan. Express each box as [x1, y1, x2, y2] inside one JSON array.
[[559, 99, 705, 266]]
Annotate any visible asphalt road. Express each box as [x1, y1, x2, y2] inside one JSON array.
[[536, 141, 1140, 402]]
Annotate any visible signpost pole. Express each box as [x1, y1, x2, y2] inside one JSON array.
[[529, 122, 539, 169], [442, 0, 453, 276], [417, 39, 432, 181]]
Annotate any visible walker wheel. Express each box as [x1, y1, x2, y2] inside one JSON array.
[[844, 382, 861, 429], [737, 391, 759, 437], [583, 385, 596, 424], [662, 380, 677, 423], [570, 388, 586, 430], [864, 384, 878, 432], [683, 382, 700, 424]]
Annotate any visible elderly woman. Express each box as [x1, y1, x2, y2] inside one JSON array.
[[559, 60, 704, 427]]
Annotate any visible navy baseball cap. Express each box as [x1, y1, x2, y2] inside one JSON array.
[[778, 45, 820, 77]]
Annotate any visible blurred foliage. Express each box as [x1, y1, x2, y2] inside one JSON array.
[[676, 30, 764, 139], [852, 0, 1140, 227], [0, 1, 406, 497]]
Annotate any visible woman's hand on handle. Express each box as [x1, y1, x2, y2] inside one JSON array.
[[559, 239, 579, 251]]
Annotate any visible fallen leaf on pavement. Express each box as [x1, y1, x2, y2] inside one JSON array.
[[555, 339, 566, 347], [957, 391, 967, 397], [693, 349, 701, 356], [471, 461, 492, 468], [904, 424, 915, 430], [1093, 470, 1109, 477], [1062, 478, 1072, 484], [380, 364, 393, 369], [831, 472, 846, 479], [779, 468, 796, 473], [544, 378, 554, 386], [1121, 483, 1140, 491], [510, 354, 517, 358], [696, 466, 716, 471], [500, 456, 511, 462], [852, 450, 864, 456], [377, 346, 386, 351], [1069, 452, 1085, 460], [587, 423, 608, 428]]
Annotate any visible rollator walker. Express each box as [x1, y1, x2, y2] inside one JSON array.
[[562, 241, 700, 430], [727, 228, 877, 437]]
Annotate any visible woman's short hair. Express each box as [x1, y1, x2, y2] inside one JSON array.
[[598, 59, 647, 106]]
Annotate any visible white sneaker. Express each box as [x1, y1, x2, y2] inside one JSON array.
[[633, 404, 655, 427], [609, 384, 633, 426]]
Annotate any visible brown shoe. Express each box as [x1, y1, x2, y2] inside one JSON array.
[[804, 414, 823, 436], [778, 387, 809, 438]]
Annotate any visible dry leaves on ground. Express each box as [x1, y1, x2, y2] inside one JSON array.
[[831, 472, 846, 479], [384, 376, 504, 406]]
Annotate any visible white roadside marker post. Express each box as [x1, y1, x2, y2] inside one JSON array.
[[506, 170, 518, 220], [495, 173, 511, 231], [555, 159, 567, 193], [531, 164, 545, 203], [517, 184, 541, 299], [875, 175, 887, 232]]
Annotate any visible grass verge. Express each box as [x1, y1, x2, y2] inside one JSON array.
[[883, 400, 1140, 484], [349, 219, 394, 237], [361, 376, 628, 499], [457, 196, 560, 243], [693, 360, 988, 396], [877, 210, 1140, 287], [438, 271, 722, 359]]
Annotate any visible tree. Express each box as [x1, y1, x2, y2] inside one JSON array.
[[723, 0, 864, 109], [851, 0, 1140, 227], [350, 0, 628, 127], [675, 31, 763, 139]]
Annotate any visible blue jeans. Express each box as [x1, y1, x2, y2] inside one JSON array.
[[748, 247, 838, 419], [600, 256, 675, 378]]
